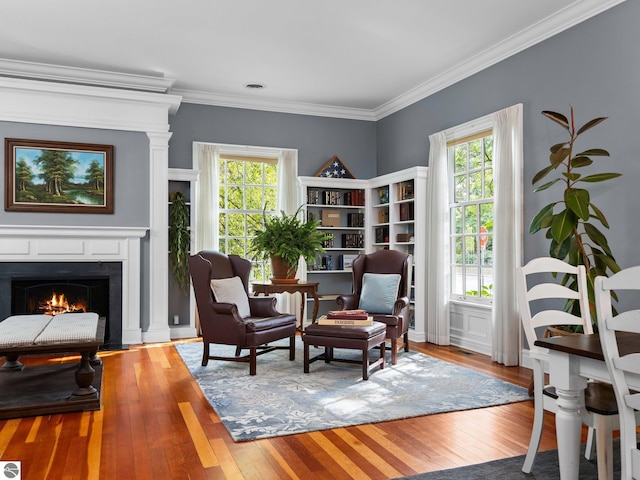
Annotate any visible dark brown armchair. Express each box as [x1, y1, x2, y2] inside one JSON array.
[[189, 250, 296, 375], [336, 249, 411, 365]]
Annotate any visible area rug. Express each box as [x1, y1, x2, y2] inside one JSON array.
[[393, 441, 620, 480], [175, 339, 530, 442]]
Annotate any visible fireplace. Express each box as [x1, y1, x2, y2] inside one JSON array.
[[0, 262, 123, 348], [12, 278, 108, 317]]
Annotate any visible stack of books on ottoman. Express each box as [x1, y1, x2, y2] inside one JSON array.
[[317, 310, 372, 326]]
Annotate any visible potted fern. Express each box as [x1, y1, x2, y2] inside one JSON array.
[[529, 107, 621, 325], [250, 205, 330, 282], [169, 191, 191, 294]]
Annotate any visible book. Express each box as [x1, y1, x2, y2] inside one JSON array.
[[327, 309, 368, 320], [317, 315, 373, 326]]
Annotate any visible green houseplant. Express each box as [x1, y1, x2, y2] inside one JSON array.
[[529, 107, 621, 323], [169, 191, 191, 294], [250, 205, 330, 281]]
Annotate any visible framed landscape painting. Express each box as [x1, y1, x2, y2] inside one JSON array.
[[5, 138, 114, 213]]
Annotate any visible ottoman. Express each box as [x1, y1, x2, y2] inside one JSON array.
[[302, 321, 386, 380]]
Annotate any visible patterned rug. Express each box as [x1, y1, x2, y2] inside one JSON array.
[[175, 339, 530, 442]]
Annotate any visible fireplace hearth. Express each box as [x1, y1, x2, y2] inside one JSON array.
[[0, 262, 123, 348]]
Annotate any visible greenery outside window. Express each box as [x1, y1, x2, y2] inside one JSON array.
[[217, 154, 278, 281], [449, 131, 494, 303]]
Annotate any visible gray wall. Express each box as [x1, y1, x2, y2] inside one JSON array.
[[169, 104, 377, 178], [376, 0, 640, 271], [0, 122, 149, 226]]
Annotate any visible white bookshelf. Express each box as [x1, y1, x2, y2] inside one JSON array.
[[298, 166, 428, 340]]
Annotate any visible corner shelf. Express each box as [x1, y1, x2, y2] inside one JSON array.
[[297, 167, 427, 340]]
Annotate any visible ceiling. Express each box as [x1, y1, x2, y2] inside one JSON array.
[[0, 0, 625, 120]]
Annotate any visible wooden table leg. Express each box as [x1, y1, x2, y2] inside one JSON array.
[[71, 351, 98, 399], [1, 355, 24, 371], [299, 292, 306, 331], [311, 291, 319, 324]]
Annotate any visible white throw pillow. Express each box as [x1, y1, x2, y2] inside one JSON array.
[[210, 276, 251, 318], [358, 273, 401, 314]]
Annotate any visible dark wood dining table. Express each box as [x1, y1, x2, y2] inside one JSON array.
[[534, 332, 640, 480]]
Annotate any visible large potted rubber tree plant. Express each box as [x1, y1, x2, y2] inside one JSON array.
[[250, 205, 331, 283], [529, 107, 621, 328], [169, 191, 191, 294]]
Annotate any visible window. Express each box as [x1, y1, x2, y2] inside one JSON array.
[[449, 131, 494, 302], [217, 154, 278, 281]]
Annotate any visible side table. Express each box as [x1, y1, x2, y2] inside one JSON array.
[[251, 281, 319, 331]]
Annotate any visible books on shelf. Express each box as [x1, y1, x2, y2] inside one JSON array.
[[347, 212, 364, 227], [307, 188, 320, 205], [375, 226, 389, 243], [322, 190, 344, 205], [342, 233, 364, 248], [378, 208, 389, 223], [321, 210, 341, 227], [339, 253, 358, 270], [378, 186, 389, 204], [398, 180, 414, 200], [343, 189, 365, 206], [399, 202, 414, 221]]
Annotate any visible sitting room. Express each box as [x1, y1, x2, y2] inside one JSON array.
[[0, 1, 638, 479]]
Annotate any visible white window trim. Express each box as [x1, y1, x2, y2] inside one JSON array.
[[445, 114, 493, 306]]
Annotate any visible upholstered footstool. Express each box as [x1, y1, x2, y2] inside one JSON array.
[[302, 321, 386, 380]]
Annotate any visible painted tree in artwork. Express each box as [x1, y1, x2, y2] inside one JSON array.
[[34, 149, 77, 196], [85, 160, 105, 192], [14, 159, 34, 191]]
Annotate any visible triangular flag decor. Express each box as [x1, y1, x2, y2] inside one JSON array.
[[314, 155, 355, 179]]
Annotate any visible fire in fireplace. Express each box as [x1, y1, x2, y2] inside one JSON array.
[[16, 280, 102, 317], [39, 291, 85, 316], [13, 277, 108, 320]]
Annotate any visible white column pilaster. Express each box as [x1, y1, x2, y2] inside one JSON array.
[[144, 132, 173, 343]]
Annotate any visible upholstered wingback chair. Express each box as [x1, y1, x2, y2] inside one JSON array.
[[336, 249, 411, 364], [189, 250, 296, 375]]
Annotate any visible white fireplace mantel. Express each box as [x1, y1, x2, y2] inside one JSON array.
[[0, 225, 147, 345]]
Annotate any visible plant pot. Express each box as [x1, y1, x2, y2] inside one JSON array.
[[270, 256, 298, 283]]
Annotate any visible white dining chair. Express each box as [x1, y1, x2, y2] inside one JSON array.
[[595, 266, 640, 480], [517, 257, 618, 479]]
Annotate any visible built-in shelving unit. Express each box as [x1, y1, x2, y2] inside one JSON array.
[[168, 168, 199, 339], [368, 167, 428, 340], [298, 167, 428, 340], [298, 176, 369, 319]]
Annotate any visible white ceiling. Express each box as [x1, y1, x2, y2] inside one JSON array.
[[0, 0, 625, 120]]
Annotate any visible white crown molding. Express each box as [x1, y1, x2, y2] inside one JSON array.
[[0, 76, 182, 132], [174, 0, 625, 121], [0, 58, 175, 93], [373, 0, 627, 120], [174, 88, 376, 121]]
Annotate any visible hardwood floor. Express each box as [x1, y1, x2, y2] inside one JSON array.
[[0, 339, 563, 480]]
